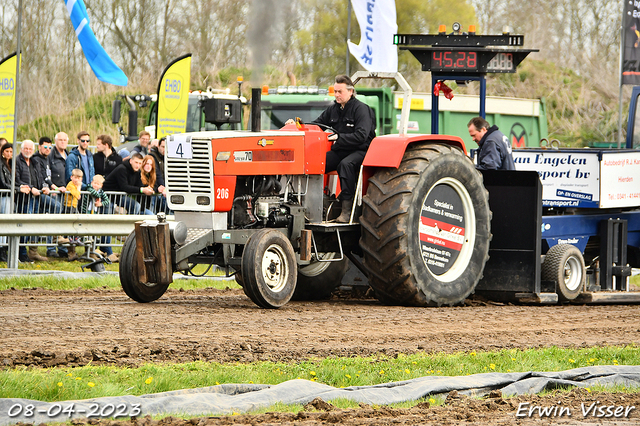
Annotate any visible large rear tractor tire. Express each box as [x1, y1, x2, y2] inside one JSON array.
[[542, 244, 585, 301], [359, 143, 491, 306], [119, 231, 170, 302], [241, 229, 297, 308], [292, 253, 349, 300]]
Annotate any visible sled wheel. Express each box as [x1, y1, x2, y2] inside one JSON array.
[[241, 229, 297, 308], [119, 231, 170, 302], [292, 253, 348, 300], [542, 244, 585, 301], [359, 143, 491, 306]]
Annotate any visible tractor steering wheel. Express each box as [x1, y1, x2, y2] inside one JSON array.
[[311, 122, 339, 140]]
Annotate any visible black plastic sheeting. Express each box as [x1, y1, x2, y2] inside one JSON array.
[[1, 365, 639, 425]]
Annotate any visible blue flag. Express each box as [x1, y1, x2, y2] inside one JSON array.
[[64, 0, 128, 86]]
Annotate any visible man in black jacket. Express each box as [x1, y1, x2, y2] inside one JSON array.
[[49, 132, 70, 190], [103, 152, 154, 215], [467, 117, 515, 171], [312, 75, 376, 222], [94, 134, 122, 178]]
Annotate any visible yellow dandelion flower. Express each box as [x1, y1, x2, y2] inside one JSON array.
[[66, 373, 73, 377], [215, 381, 220, 385], [470, 351, 476, 356], [356, 374, 360, 377], [511, 358, 516, 361], [88, 382, 95, 387], [589, 358, 596, 363], [232, 412, 239, 416], [75, 377, 82, 380], [249, 381, 253, 384], [405, 369, 410, 374], [379, 370, 385, 375], [57, 382, 63, 387], [345, 374, 351, 379], [490, 364, 496, 370], [613, 359, 619, 364], [310, 371, 317, 376], [568, 359, 575, 363], [586, 388, 591, 392], [429, 398, 436, 404], [145, 377, 153, 384], [412, 361, 417, 365]]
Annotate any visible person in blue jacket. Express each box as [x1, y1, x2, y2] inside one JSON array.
[[65, 131, 95, 190], [467, 117, 515, 171]]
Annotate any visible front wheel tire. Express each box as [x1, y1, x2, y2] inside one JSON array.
[[241, 229, 297, 308], [119, 231, 170, 302]]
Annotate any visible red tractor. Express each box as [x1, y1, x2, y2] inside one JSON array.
[[119, 72, 492, 307]]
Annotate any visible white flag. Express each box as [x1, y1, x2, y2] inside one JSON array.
[[347, 0, 398, 73]]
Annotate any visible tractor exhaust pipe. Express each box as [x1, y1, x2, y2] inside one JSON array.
[[251, 88, 261, 132]]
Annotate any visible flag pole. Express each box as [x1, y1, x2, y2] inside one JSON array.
[[7, 0, 23, 269], [346, 0, 352, 75]]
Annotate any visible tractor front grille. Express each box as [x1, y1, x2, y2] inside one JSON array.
[[165, 137, 213, 194]]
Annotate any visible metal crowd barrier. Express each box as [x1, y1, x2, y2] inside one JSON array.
[[0, 189, 170, 250]]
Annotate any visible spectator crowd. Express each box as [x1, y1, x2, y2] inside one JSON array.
[[0, 131, 168, 263]]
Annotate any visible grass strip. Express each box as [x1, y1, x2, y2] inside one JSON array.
[[0, 267, 239, 291], [1, 345, 638, 402]]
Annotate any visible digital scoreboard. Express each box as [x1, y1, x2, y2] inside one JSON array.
[[394, 33, 537, 75]]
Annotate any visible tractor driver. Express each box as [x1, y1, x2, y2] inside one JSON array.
[[467, 116, 516, 171], [288, 75, 376, 222]]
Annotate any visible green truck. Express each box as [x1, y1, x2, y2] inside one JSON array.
[[259, 86, 547, 150]]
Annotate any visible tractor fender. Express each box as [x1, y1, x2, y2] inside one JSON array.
[[363, 134, 467, 169]]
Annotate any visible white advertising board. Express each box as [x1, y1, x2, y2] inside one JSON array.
[[512, 150, 600, 208], [600, 152, 640, 208]]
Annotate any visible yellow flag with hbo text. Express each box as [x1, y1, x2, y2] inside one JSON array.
[[0, 53, 18, 143], [156, 54, 191, 140]]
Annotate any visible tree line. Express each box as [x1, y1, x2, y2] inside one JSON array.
[[0, 0, 625, 137]]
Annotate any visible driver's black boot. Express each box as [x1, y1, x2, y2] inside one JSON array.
[[336, 199, 353, 223]]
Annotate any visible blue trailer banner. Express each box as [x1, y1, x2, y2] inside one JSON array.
[[622, 0, 640, 85], [512, 150, 600, 208]]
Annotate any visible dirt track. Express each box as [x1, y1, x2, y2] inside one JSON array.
[[2, 286, 640, 425], [2, 286, 640, 367]]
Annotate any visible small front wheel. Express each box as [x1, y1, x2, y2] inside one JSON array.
[[241, 229, 297, 308], [119, 231, 170, 302], [542, 244, 585, 301]]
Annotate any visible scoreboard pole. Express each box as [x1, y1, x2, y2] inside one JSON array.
[[431, 74, 486, 135]]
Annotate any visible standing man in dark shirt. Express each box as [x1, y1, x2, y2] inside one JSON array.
[[300, 75, 376, 222], [467, 117, 515, 171], [94, 134, 122, 178], [49, 132, 69, 191]]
